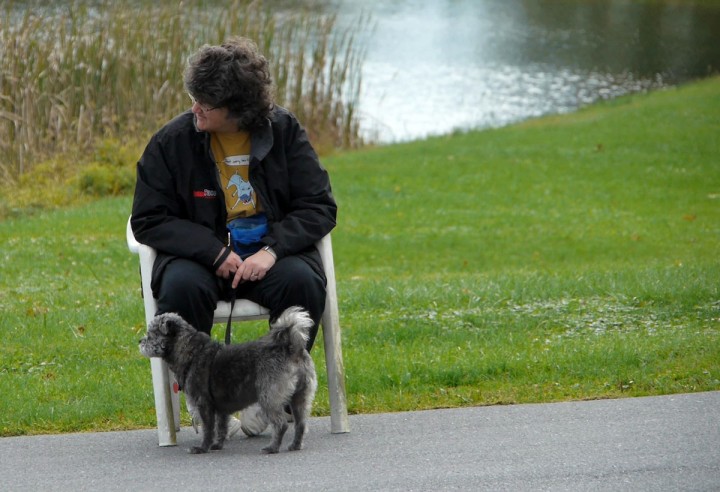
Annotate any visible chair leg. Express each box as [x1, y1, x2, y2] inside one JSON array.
[[150, 358, 178, 446], [321, 304, 350, 433]]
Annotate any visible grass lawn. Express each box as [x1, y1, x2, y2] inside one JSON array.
[[1, 76, 718, 436]]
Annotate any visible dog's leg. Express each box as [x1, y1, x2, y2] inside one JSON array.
[[288, 390, 311, 451], [288, 369, 316, 451], [210, 413, 228, 451], [288, 414, 307, 451], [261, 408, 288, 454], [185, 395, 201, 434], [190, 404, 215, 454]]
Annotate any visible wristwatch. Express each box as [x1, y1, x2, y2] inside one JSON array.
[[262, 245, 277, 260]]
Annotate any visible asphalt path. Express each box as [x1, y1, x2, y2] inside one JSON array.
[[1, 391, 718, 491]]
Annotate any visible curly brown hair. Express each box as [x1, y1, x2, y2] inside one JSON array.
[[183, 36, 275, 130]]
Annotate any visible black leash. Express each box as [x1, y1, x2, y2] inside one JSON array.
[[225, 288, 235, 345]]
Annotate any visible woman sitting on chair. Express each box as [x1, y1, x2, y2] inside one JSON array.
[[130, 36, 337, 437]]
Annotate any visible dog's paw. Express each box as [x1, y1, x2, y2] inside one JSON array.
[[261, 445, 280, 454], [189, 446, 208, 454], [210, 442, 224, 451], [287, 443, 303, 451]]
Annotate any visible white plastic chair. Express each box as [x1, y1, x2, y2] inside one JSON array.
[[126, 217, 349, 446]]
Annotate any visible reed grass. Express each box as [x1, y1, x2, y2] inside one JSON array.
[[0, 0, 364, 180]]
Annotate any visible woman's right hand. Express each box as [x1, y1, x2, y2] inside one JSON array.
[[215, 250, 244, 280]]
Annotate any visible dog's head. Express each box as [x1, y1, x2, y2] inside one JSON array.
[[138, 312, 188, 359]]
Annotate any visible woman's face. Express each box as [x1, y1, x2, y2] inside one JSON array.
[[190, 98, 238, 133]]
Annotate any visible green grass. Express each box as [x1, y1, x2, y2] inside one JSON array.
[[1, 77, 719, 436]]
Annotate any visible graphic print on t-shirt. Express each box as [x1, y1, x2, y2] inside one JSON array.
[[211, 131, 261, 221], [221, 155, 255, 216], [226, 169, 254, 210]]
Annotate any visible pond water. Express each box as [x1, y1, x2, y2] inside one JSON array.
[[10, 0, 720, 142], [329, 0, 720, 142]]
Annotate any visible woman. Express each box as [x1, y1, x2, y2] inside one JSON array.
[[131, 37, 337, 436]]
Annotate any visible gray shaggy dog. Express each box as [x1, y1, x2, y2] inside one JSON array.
[[139, 307, 317, 455]]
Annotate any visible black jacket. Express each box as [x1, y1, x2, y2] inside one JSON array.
[[131, 106, 337, 293]]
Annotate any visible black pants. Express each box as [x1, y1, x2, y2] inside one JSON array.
[[155, 256, 326, 351]]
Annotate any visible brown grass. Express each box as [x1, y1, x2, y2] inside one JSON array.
[[0, 0, 366, 181]]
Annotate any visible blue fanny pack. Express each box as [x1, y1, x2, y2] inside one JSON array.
[[227, 214, 268, 258]]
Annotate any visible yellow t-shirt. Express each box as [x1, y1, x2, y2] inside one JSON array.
[[210, 131, 262, 221]]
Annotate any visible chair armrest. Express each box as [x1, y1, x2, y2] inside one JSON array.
[[126, 216, 140, 254], [127, 216, 158, 270], [316, 234, 334, 274]]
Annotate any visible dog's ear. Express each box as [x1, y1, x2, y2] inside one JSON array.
[[159, 313, 183, 336], [148, 313, 179, 336]]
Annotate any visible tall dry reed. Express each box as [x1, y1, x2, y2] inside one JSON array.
[[0, 0, 365, 181]]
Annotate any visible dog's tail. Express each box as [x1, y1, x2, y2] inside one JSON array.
[[270, 306, 313, 353]]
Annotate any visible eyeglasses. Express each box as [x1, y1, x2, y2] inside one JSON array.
[[188, 94, 219, 114]]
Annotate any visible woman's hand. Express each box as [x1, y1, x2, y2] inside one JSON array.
[[218, 249, 276, 288], [215, 250, 244, 281]]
